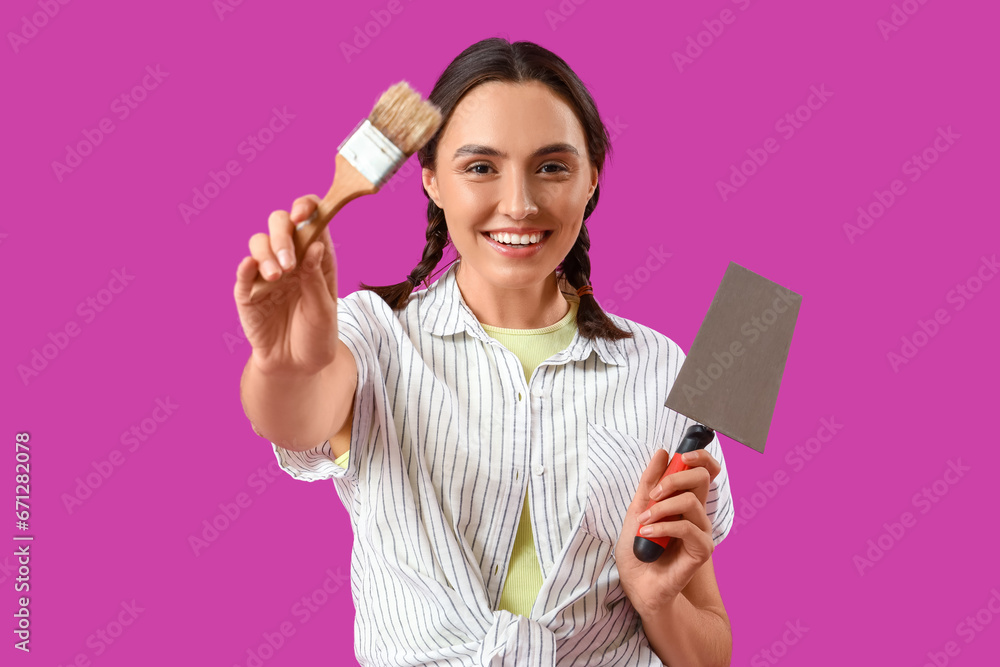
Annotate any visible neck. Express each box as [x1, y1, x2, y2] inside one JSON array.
[[455, 262, 569, 329]]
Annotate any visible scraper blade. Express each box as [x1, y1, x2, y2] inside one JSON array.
[[664, 262, 802, 453]]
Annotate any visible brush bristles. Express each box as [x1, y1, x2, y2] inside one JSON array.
[[367, 81, 444, 156]]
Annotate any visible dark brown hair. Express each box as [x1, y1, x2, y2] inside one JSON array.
[[361, 37, 631, 341]]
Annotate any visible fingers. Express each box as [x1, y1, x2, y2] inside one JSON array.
[[244, 196, 324, 283], [316, 225, 337, 297], [639, 491, 712, 534], [290, 194, 321, 223], [234, 256, 260, 305], [649, 463, 712, 504], [297, 240, 334, 309], [249, 232, 282, 281], [640, 449, 670, 493], [637, 513, 715, 553], [631, 449, 670, 514], [679, 449, 722, 481], [267, 209, 297, 272]]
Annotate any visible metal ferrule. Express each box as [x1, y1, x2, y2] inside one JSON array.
[[337, 118, 406, 188]]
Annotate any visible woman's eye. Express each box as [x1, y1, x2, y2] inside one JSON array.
[[465, 163, 567, 175]]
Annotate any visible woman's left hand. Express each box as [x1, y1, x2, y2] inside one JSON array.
[[614, 447, 721, 617]]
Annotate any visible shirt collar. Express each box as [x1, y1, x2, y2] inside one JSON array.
[[419, 262, 626, 367]]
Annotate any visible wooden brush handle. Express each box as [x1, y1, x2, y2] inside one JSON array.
[[249, 153, 378, 301]]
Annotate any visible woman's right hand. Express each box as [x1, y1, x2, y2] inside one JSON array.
[[234, 194, 340, 378]]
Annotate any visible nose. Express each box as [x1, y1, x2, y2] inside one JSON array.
[[497, 171, 539, 220]]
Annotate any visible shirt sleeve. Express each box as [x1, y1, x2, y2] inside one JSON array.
[[703, 430, 734, 546], [271, 291, 381, 482]]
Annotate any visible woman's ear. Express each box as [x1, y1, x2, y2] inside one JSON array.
[[588, 165, 598, 198], [422, 167, 442, 208]]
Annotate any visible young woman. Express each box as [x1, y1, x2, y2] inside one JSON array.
[[235, 37, 734, 667]]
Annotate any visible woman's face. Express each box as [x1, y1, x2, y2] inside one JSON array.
[[422, 80, 599, 293]]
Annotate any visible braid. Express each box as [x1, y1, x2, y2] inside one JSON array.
[[360, 201, 451, 309], [561, 222, 632, 341]]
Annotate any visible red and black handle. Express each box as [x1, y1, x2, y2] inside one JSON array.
[[633, 424, 716, 563]]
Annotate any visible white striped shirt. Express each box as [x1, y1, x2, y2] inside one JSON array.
[[272, 261, 734, 666]]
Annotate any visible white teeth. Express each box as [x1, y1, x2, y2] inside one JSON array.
[[488, 231, 545, 246]]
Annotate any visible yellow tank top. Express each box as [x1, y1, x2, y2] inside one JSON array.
[[480, 299, 579, 617]]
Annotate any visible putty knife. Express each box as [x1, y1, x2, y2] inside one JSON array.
[[634, 262, 802, 562]]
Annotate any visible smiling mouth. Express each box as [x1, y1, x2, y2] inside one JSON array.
[[483, 230, 550, 247]]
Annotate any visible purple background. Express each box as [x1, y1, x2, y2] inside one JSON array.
[[4, 0, 999, 665]]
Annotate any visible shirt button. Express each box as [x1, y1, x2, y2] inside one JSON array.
[[531, 387, 544, 399], [533, 464, 545, 476]]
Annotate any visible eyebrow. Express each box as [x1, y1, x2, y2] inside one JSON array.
[[452, 142, 580, 161]]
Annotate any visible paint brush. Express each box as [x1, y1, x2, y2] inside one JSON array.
[[249, 81, 443, 300]]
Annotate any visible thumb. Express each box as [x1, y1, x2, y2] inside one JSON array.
[[632, 449, 670, 512], [298, 241, 333, 305]]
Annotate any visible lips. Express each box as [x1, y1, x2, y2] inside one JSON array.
[[481, 229, 552, 243], [480, 230, 550, 256]]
